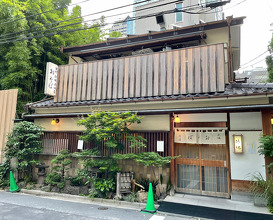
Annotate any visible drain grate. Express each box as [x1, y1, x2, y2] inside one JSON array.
[[98, 207, 108, 210]]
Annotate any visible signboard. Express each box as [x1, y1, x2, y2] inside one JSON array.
[[44, 62, 58, 96], [233, 135, 243, 154], [174, 129, 225, 145], [157, 141, 164, 152], [77, 140, 84, 150]]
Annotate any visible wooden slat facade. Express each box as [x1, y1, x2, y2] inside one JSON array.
[[0, 89, 18, 163], [40, 131, 170, 157], [54, 44, 226, 103]]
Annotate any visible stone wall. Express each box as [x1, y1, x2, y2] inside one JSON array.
[[34, 155, 170, 184]]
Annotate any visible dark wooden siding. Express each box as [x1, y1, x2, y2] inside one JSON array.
[[55, 44, 226, 103], [41, 131, 170, 157]]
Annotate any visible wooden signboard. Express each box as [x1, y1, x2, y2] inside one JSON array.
[[233, 135, 243, 154]]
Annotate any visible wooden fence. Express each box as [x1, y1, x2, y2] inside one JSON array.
[[55, 44, 226, 103], [41, 131, 170, 157], [0, 89, 18, 163]]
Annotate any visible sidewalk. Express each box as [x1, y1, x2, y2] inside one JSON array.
[[158, 193, 273, 220]]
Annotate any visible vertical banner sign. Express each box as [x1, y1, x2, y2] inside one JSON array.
[[44, 62, 58, 96]]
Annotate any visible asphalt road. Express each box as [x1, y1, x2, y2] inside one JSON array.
[[0, 191, 195, 220]]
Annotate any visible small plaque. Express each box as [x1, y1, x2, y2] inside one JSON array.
[[157, 141, 164, 152]]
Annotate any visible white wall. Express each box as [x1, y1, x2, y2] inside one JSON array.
[[229, 131, 266, 181], [230, 112, 263, 131], [35, 114, 170, 132], [129, 114, 170, 131], [229, 112, 265, 181], [178, 113, 227, 122], [135, 0, 216, 35]]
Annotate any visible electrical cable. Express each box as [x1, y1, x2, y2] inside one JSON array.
[[0, 0, 183, 40], [0, 0, 201, 43], [240, 51, 269, 67], [0, 0, 227, 45], [0, 0, 92, 26]]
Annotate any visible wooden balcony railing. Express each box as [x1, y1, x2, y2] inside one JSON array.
[[40, 131, 170, 157], [55, 43, 226, 103]]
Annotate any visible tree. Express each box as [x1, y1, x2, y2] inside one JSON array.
[[77, 111, 146, 179], [77, 111, 177, 181], [0, 0, 104, 114], [267, 35, 273, 82], [4, 121, 44, 182]]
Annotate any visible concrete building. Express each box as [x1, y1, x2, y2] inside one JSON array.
[[109, 16, 134, 36], [134, 0, 225, 35], [236, 67, 268, 83]]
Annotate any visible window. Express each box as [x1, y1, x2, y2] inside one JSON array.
[[176, 3, 182, 23]]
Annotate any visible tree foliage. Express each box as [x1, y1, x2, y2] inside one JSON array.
[[259, 135, 273, 172], [77, 111, 177, 183], [4, 121, 44, 182], [78, 111, 146, 150], [0, 0, 104, 114]]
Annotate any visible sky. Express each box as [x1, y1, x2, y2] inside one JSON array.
[[71, 0, 273, 71]]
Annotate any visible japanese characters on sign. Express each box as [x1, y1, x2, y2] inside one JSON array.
[[175, 129, 226, 145], [233, 135, 243, 154], [44, 62, 58, 96]]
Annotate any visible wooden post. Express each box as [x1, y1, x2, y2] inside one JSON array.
[[261, 109, 273, 179], [170, 114, 175, 186]]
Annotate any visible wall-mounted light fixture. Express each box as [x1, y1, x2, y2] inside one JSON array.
[[51, 118, 59, 125], [174, 114, 180, 123], [271, 118, 273, 124]]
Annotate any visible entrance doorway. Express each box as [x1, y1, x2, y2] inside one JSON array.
[[175, 143, 230, 198]]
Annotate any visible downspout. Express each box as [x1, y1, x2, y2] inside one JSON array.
[[227, 16, 234, 82]]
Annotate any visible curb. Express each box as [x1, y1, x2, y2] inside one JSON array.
[[19, 189, 159, 210]]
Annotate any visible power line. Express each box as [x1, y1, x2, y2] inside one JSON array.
[[0, 0, 91, 27], [0, 0, 167, 40], [0, 3, 205, 45], [239, 57, 269, 70], [198, 0, 246, 15], [239, 51, 269, 68], [0, 0, 198, 43], [0, 0, 227, 45]]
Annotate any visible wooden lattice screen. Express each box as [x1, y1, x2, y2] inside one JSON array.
[[41, 131, 170, 157], [55, 44, 225, 103]]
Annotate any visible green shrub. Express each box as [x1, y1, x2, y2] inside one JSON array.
[[45, 172, 62, 186], [89, 178, 115, 199], [70, 176, 83, 186], [122, 192, 138, 202]]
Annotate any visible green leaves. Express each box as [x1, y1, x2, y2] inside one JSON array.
[[113, 152, 179, 167], [78, 111, 145, 149], [50, 149, 72, 180], [4, 121, 44, 182], [0, 0, 104, 114]]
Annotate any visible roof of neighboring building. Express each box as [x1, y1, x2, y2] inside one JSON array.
[[61, 16, 245, 58], [29, 83, 273, 109]]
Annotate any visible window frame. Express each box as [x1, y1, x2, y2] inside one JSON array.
[[175, 2, 183, 23]]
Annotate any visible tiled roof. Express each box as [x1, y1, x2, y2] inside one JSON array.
[[29, 83, 273, 108]]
